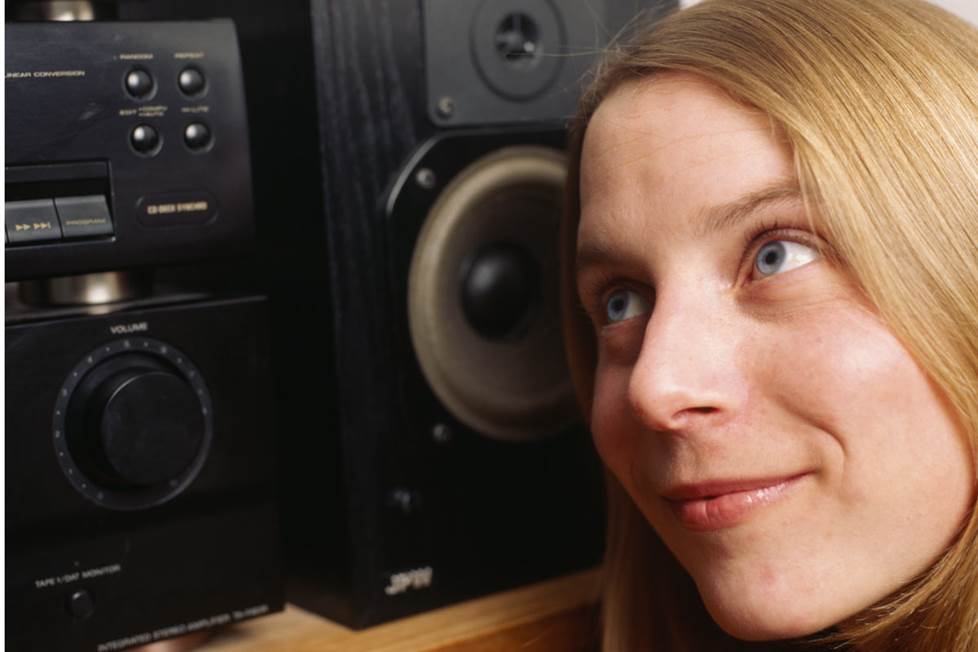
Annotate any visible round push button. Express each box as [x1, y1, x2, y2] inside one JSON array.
[[125, 69, 154, 99], [66, 589, 95, 619], [178, 67, 206, 96], [183, 122, 212, 150], [130, 124, 160, 155]]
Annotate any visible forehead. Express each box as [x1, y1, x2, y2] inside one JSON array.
[[578, 74, 795, 242]]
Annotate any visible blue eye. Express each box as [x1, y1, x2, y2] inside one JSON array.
[[605, 289, 651, 324], [754, 240, 818, 278]]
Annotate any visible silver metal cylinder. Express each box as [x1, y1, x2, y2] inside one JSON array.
[[18, 271, 153, 306], [9, 1, 108, 22]]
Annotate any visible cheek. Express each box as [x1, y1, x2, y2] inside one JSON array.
[[757, 305, 973, 501], [753, 307, 908, 430], [589, 362, 636, 474]]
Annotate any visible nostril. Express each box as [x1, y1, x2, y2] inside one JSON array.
[[689, 407, 717, 414], [668, 405, 720, 427]]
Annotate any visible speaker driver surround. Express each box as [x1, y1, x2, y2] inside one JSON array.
[[408, 145, 577, 442]]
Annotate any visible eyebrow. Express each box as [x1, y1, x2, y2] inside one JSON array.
[[695, 180, 801, 238], [575, 180, 802, 273]]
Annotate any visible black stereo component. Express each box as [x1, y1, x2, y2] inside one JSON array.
[[5, 17, 282, 652], [5, 19, 253, 281], [276, 0, 676, 628], [6, 296, 282, 651]]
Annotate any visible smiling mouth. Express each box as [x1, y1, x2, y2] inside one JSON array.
[[663, 474, 809, 531]]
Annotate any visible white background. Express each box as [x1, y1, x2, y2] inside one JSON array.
[[678, 0, 978, 26], [928, 0, 978, 25]]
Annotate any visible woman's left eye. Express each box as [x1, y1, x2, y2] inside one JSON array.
[[752, 240, 819, 279], [604, 288, 651, 324]]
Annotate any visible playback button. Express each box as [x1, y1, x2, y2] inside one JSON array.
[[5, 199, 63, 244], [56, 195, 114, 239]]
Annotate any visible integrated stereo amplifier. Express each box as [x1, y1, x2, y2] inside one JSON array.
[[5, 18, 282, 651]]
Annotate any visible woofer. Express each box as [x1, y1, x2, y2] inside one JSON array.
[[407, 145, 577, 442]]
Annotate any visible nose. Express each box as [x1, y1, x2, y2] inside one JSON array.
[[626, 293, 746, 434]]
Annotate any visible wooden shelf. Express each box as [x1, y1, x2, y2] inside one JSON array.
[[199, 570, 600, 652]]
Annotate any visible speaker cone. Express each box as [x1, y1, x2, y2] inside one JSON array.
[[408, 145, 578, 442]]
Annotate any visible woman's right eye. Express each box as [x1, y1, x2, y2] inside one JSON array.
[[605, 288, 651, 324]]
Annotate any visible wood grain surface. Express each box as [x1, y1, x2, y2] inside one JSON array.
[[200, 570, 600, 652]]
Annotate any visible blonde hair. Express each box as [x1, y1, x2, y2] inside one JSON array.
[[560, 0, 978, 650]]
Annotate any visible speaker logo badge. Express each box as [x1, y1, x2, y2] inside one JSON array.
[[384, 566, 434, 596]]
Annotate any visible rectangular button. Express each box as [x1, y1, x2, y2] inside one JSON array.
[[6, 199, 63, 244], [55, 195, 114, 239], [137, 191, 217, 227]]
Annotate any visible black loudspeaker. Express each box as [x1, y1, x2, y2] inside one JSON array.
[[277, 0, 677, 627]]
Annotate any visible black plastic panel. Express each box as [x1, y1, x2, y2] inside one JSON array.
[[5, 20, 254, 280], [5, 295, 283, 651], [423, 0, 677, 126]]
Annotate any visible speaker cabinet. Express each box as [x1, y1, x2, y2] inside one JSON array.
[[277, 0, 676, 627]]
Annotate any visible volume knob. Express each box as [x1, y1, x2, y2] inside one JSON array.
[[85, 365, 204, 488], [55, 339, 213, 510]]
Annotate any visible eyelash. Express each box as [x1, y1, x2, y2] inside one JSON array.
[[741, 218, 785, 251], [741, 219, 822, 278]]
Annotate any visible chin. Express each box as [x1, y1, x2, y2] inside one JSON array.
[[695, 579, 837, 642]]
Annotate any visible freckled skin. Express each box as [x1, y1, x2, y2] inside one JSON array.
[[577, 74, 975, 641]]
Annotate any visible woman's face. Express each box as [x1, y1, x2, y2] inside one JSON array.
[[576, 74, 974, 640]]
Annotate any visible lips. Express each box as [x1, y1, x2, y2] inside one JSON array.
[[663, 474, 807, 531]]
